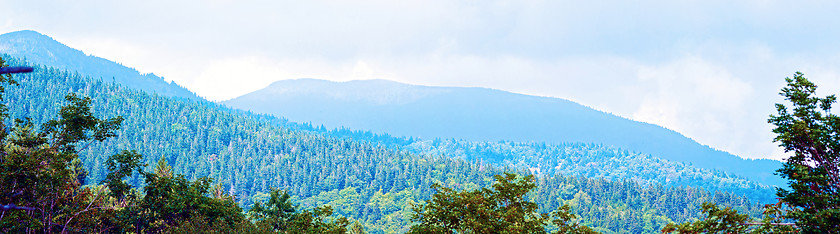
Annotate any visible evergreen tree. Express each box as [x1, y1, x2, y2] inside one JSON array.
[[409, 172, 597, 234], [662, 72, 840, 233], [769, 72, 840, 232], [249, 188, 349, 234], [0, 54, 772, 233]]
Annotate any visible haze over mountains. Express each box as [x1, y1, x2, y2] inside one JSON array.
[[224, 79, 783, 186], [0, 30, 789, 232], [0, 30, 781, 187]]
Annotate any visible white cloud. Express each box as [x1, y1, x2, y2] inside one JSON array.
[[632, 57, 760, 156], [3, 0, 840, 160]]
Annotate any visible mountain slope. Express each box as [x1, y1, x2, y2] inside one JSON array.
[[225, 79, 783, 186], [1, 55, 766, 233], [0, 30, 200, 100]]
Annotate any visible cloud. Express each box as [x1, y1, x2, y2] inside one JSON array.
[[2, 0, 840, 160], [632, 57, 760, 157]]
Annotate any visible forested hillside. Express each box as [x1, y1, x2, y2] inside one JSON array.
[[0, 30, 200, 100], [315, 129, 776, 203], [405, 139, 774, 202], [224, 79, 784, 187], [3, 55, 766, 233]]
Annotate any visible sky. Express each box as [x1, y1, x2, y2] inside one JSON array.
[[2, 0, 840, 161]]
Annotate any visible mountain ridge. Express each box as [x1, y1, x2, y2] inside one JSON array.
[[225, 78, 784, 186], [0, 30, 201, 101], [0, 30, 780, 233], [0, 30, 783, 187]]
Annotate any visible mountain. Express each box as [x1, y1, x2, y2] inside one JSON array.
[[0, 30, 776, 191], [0, 30, 777, 232], [0, 56, 766, 233], [0, 29, 781, 187], [224, 79, 784, 186], [0, 30, 200, 100]]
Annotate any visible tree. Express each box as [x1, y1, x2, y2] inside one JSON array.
[[0, 57, 254, 233], [250, 189, 299, 231], [661, 202, 751, 234], [751, 200, 799, 234], [408, 172, 597, 234], [249, 188, 349, 234], [661, 201, 798, 234], [285, 206, 349, 234], [662, 72, 840, 233], [768, 72, 840, 232], [103, 150, 145, 201], [117, 156, 247, 233], [0, 60, 123, 232], [348, 220, 366, 234], [0, 56, 18, 127]]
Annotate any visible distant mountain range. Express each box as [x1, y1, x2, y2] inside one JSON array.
[[0, 30, 200, 100], [0, 30, 775, 233], [0, 29, 783, 187], [224, 79, 784, 186]]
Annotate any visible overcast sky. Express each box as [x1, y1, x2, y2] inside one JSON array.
[[2, 0, 839, 160]]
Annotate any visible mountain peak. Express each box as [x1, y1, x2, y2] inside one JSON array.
[[0, 30, 81, 61], [267, 78, 410, 87], [2, 30, 48, 38], [253, 78, 450, 105], [0, 30, 201, 100], [0, 30, 81, 52], [225, 78, 783, 186]]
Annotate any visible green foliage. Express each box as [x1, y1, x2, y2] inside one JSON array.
[[0, 56, 18, 121], [1, 55, 769, 233], [103, 150, 145, 200], [120, 157, 247, 233], [286, 206, 349, 234], [768, 72, 840, 232], [349, 220, 366, 234], [409, 172, 597, 234], [661, 202, 750, 234], [166, 215, 273, 234], [552, 205, 600, 234], [250, 188, 299, 231], [0, 56, 253, 233], [0, 60, 117, 232], [658, 72, 840, 234], [249, 188, 349, 233], [661, 201, 799, 234], [751, 201, 799, 234], [338, 127, 777, 203], [41, 93, 123, 153]]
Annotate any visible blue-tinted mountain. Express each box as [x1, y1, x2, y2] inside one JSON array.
[[224, 78, 784, 186], [1, 55, 768, 233], [0, 31, 777, 232], [0, 30, 200, 100]]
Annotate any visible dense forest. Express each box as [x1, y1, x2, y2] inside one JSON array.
[[222, 78, 783, 188], [2, 55, 767, 233], [322, 130, 775, 203]]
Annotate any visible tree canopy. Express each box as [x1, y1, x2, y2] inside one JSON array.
[[0, 57, 349, 233], [663, 72, 840, 233], [0, 53, 777, 233], [769, 72, 840, 232], [409, 172, 597, 234]]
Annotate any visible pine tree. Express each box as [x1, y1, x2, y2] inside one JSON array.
[[769, 72, 840, 232]]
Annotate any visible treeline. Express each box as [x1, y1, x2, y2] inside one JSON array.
[[3, 55, 764, 233], [404, 138, 773, 203], [0, 88, 348, 233], [300, 122, 775, 203]]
